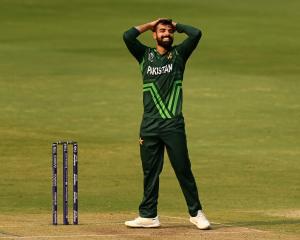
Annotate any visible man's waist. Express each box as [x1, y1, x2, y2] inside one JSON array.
[[140, 114, 185, 134], [143, 112, 183, 119]]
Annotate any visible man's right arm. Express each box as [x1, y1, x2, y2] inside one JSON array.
[[123, 27, 147, 63], [123, 19, 161, 63]]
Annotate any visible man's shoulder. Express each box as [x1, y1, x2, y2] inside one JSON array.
[[172, 45, 181, 54], [138, 47, 153, 55], [168, 45, 184, 59], [148, 47, 157, 53]]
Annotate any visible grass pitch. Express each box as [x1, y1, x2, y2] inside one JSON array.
[[0, 0, 299, 239], [0, 213, 299, 240]]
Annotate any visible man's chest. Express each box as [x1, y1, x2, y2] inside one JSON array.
[[142, 49, 183, 79]]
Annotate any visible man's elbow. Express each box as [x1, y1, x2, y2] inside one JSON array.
[[123, 31, 129, 42], [194, 29, 202, 40]]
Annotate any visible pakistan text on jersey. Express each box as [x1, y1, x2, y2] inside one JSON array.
[[146, 64, 173, 76]]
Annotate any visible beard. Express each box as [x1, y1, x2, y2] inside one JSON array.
[[157, 36, 173, 49]]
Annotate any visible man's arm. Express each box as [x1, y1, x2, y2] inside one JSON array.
[[123, 27, 146, 63], [123, 19, 160, 63], [134, 19, 160, 33], [175, 23, 202, 62]]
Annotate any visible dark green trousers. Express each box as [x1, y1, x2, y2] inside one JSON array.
[[138, 128, 202, 218]]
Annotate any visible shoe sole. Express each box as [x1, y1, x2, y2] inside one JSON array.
[[125, 223, 160, 228], [189, 218, 210, 230], [125, 224, 160, 228]]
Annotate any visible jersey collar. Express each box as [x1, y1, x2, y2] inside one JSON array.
[[154, 47, 174, 57]]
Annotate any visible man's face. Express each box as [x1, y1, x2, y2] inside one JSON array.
[[153, 23, 174, 49]]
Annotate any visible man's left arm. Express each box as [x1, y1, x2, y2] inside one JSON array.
[[175, 23, 202, 62]]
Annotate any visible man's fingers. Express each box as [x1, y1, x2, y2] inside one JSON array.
[[172, 21, 177, 29], [150, 18, 175, 31]]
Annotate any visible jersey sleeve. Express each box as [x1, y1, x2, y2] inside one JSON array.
[[175, 23, 202, 62], [123, 27, 147, 63]]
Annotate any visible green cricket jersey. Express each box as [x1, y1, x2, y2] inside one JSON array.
[[123, 23, 201, 135]]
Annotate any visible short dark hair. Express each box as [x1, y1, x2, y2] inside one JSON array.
[[153, 19, 175, 32]]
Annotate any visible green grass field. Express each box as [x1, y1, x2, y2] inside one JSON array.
[[0, 0, 299, 239]]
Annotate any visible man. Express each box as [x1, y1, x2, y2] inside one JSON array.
[[123, 19, 210, 230]]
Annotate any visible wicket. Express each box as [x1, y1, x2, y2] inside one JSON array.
[[52, 141, 78, 225]]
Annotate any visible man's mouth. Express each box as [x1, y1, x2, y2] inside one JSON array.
[[162, 37, 171, 41]]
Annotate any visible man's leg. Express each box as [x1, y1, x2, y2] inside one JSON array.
[[139, 135, 164, 218], [162, 130, 202, 217]]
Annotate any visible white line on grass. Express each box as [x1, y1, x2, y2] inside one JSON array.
[[0, 230, 267, 239]]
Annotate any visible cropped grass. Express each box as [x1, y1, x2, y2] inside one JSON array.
[[0, 0, 299, 235]]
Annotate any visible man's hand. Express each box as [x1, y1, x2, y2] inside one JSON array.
[[172, 21, 177, 30], [135, 18, 176, 33], [151, 18, 177, 31], [149, 19, 161, 31], [135, 19, 161, 33]]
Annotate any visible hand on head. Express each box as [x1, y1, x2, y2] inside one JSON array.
[[151, 18, 177, 32]]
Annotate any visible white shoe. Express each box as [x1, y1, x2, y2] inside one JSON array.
[[125, 216, 160, 228], [190, 210, 211, 230]]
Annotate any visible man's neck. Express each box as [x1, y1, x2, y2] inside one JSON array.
[[156, 45, 170, 55]]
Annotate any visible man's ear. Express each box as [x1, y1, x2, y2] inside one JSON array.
[[153, 31, 157, 40]]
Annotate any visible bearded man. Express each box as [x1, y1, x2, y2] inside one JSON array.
[[123, 19, 210, 230]]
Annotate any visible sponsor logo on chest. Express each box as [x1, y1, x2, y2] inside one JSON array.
[[146, 64, 173, 76]]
